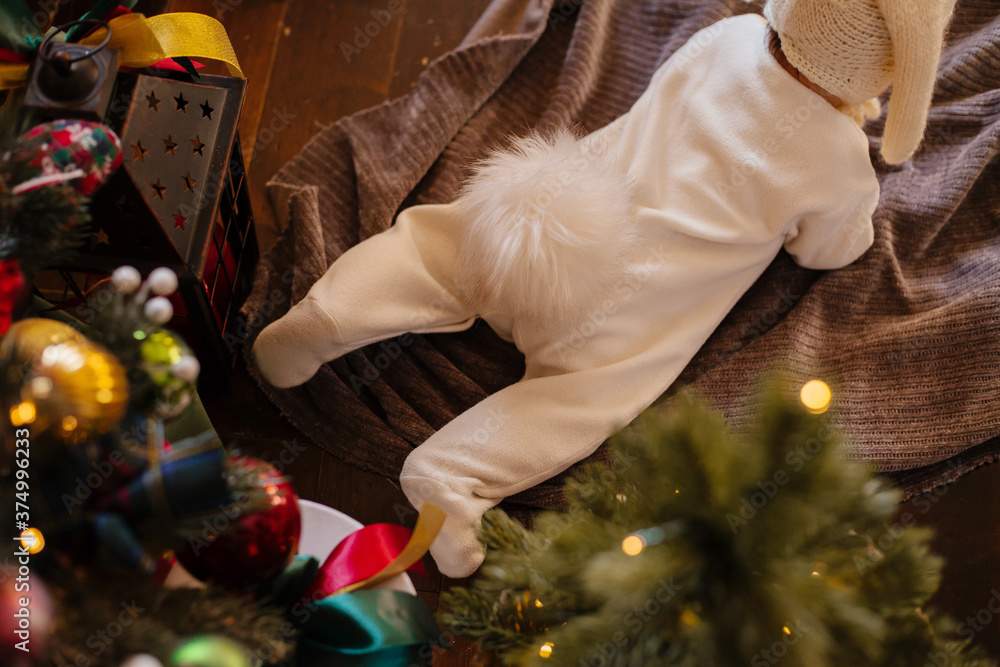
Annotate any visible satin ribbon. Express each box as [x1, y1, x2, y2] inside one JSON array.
[[309, 503, 446, 597], [0, 12, 242, 90], [297, 589, 441, 666], [256, 504, 447, 665]]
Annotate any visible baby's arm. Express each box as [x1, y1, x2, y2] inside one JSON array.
[[783, 172, 880, 270], [253, 203, 478, 387]]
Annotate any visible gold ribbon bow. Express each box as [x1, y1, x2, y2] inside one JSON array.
[[0, 12, 243, 90]]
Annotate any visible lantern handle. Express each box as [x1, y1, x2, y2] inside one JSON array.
[[38, 19, 112, 69]]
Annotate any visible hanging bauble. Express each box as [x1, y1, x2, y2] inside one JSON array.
[[1, 318, 89, 435], [174, 457, 301, 590], [1, 574, 52, 665], [169, 635, 250, 667], [1, 320, 129, 444], [0, 317, 87, 365], [138, 328, 199, 420], [8, 119, 122, 196]]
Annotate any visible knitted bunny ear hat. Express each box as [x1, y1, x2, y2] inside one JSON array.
[[763, 0, 958, 163]]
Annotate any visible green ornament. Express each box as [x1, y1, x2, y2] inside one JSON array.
[[139, 328, 199, 420], [170, 635, 250, 667]]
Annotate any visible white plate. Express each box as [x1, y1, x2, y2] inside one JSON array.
[[165, 499, 416, 595], [296, 499, 417, 595]]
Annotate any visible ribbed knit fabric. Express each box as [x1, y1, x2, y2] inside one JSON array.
[[243, 0, 1000, 513]]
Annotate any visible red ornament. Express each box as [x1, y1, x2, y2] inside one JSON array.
[[0, 259, 27, 335], [1, 575, 52, 666], [174, 457, 301, 590]]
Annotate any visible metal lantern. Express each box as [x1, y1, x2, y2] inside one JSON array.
[[30, 68, 258, 382]]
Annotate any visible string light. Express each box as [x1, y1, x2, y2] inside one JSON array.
[[9, 401, 36, 426], [622, 534, 646, 556], [539, 642, 554, 658], [800, 380, 831, 414], [20, 528, 45, 554], [782, 625, 792, 635]]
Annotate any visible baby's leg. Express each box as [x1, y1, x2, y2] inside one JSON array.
[[252, 203, 477, 388], [400, 340, 693, 578]]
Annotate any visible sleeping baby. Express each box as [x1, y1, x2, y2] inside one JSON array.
[[252, 0, 957, 577]]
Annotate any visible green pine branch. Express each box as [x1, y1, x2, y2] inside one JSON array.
[[440, 379, 994, 666]]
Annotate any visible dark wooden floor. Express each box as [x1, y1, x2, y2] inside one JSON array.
[[153, 0, 1000, 664]]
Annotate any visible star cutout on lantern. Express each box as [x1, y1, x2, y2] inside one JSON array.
[[92, 227, 110, 246], [132, 141, 148, 162], [151, 178, 166, 199], [163, 135, 178, 155], [182, 172, 198, 191], [173, 212, 187, 229], [191, 136, 205, 156], [146, 91, 160, 110], [200, 100, 214, 120], [175, 93, 189, 112]]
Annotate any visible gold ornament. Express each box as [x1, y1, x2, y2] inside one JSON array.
[[2, 320, 129, 443], [0, 318, 87, 369]]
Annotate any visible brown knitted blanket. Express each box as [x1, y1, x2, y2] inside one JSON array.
[[242, 0, 1000, 507]]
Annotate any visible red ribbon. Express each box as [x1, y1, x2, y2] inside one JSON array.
[[305, 524, 427, 599]]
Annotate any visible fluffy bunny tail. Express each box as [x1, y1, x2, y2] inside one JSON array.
[[457, 128, 638, 328]]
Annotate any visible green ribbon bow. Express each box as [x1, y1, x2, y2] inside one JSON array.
[[260, 556, 441, 666]]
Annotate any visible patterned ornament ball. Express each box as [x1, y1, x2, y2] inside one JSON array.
[[175, 457, 301, 590], [138, 328, 199, 420], [0, 318, 128, 444], [10, 119, 122, 195], [169, 635, 250, 667]]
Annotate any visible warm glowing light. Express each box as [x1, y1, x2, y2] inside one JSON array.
[[62, 415, 78, 432], [29, 376, 53, 398], [20, 528, 45, 554], [534, 599, 544, 608], [680, 609, 701, 627], [96, 388, 114, 404], [782, 626, 791, 635], [622, 534, 646, 556], [10, 401, 36, 426], [800, 380, 831, 414], [538, 642, 554, 658], [675, 489, 680, 494]]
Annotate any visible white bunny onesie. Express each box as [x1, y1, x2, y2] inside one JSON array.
[[253, 13, 880, 577]]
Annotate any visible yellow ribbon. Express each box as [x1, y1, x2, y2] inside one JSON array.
[[0, 13, 243, 90], [329, 503, 447, 597]]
